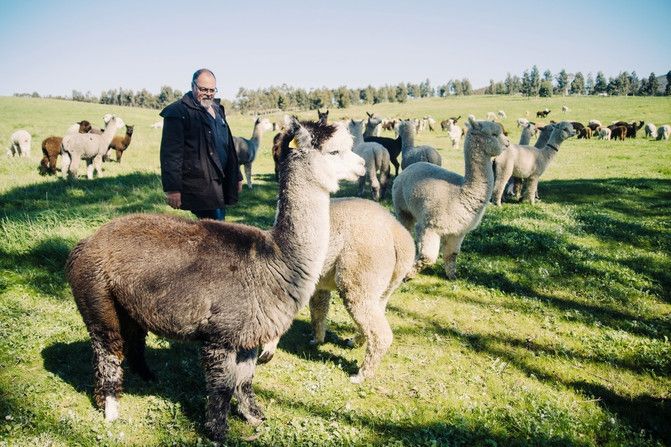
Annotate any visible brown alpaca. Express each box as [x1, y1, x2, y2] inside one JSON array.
[[105, 125, 134, 162], [66, 117, 365, 442], [40, 121, 92, 175]]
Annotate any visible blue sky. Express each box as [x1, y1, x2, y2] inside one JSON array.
[[0, 0, 669, 100]]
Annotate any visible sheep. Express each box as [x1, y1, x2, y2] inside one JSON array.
[[644, 123, 657, 138], [65, 116, 366, 442], [392, 117, 509, 279], [657, 125, 670, 141], [486, 111, 497, 121], [562, 105, 570, 113], [497, 110, 507, 119], [536, 109, 551, 118], [233, 117, 273, 189], [7, 130, 31, 157], [105, 124, 134, 163], [491, 122, 576, 206], [61, 116, 125, 179], [364, 112, 383, 137], [349, 120, 391, 201], [258, 197, 415, 383], [397, 120, 442, 169], [596, 126, 612, 140]]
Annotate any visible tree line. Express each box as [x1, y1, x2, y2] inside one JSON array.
[[13, 67, 670, 114]]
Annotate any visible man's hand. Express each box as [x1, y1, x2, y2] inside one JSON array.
[[237, 180, 243, 193], [166, 191, 181, 209]]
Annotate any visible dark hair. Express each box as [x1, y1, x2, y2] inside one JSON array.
[[192, 68, 216, 84]]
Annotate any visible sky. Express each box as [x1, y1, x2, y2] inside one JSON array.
[[1, 0, 669, 100]]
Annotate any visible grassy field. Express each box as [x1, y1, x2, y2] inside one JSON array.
[[1, 95, 670, 447]]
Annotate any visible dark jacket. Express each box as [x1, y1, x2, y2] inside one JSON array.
[[160, 92, 242, 210]]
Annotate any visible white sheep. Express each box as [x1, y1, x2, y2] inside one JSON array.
[[397, 120, 442, 169], [349, 120, 391, 201], [491, 121, 576, 206], [7, 130, 31, 157], [393, 117, 510, 279], [644, 123, 657, 138], [657, 125, 670, 141], [61, 115, 125, 179], [259, 197, 415, 383]]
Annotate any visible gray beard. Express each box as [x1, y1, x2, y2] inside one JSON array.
[[200, 98, 213, 109]]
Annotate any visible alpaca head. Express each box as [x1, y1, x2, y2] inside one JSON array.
[[103, 114, 113, 124], [466, 116, 510, 157], [125, 125, 134, 136], [255, 117, 273, 132], [317, 109, 329, 124], [281, 115, 365, 192], [398, 120, 416, 136], [552, 121, 577, 143], [105, 116, 125, 130], [77, 120, 92, 133], [366, 113, 382, 127], [348, 119, 365, 138]]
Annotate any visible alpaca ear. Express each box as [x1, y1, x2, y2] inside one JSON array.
[[367, 112, 372, 118], [283, 114, 300, 134], [468, 115, 480, 130]]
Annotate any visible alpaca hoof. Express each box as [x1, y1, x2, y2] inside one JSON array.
[[104, 396, 119, 422]]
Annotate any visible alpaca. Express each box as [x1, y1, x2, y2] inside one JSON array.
[[596, 126, 612, 140], [519, 122, 537, 145], [657, 125, 670, 141], [516, 118, 529, 128], [258, 197, 415, 383], [441, 115, 461, 131], [349, 120, 391, 201], [587, 119, 602, 133], [536, 109, 551, 118], [41, 121, 94, 175], [364, 134, 402, 177], [491, 121, 576, 206], [61, 116, 125, 179], [105, 125, 134, 162], [423, 116, 436, 132], [486, 112, 497, 121], [612, 120, 644, 138], [7, 130, 31, 157], [504, 124, 555, 200], [445, 118, 463, 149], [562, 105, 570, 113], [317, 109, 329, 124], [271, 131, 283, 180], [644, 123, 657, 138], [66, 115, 111, 135], [497, 110, 507, 119], [233, 117, 273, 189], [66, 117, 365, 442], [364, 112, 382, 137], [610, 125, 627, 141], [397, 120, 442, 169], [392, 117, 509, 279]]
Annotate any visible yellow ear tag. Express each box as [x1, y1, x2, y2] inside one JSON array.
[[288, 137, 299, 149]]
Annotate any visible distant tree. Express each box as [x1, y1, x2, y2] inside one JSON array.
[[386, 85, 397, 103], [452, 79, 463, 96], [373, 87, 387, 104], [528, 65, 541, 96], [593, 71, 607, 94], [485, 79, 495, 95], [555, 69, 569, 95], [335, 86, 351, 108], [629, 71, 640, 96], [438, 83, 449, 97], [31, 91, 40, 98], [638, 78, 649, 96], [570, 72, 585, 95], [539, 80, 553, 97], [648, 72, 659, 96], [395, 83, 408, 102], [461, 78, 473, 95], [585, 73, 594, 95], [504, 73, 521, 94], [494, 82, 506, 95], [666, 70, 671, 96], [543, 69, 553, 83], [419, 78, 433, 97], [72, 89, 85, 102]]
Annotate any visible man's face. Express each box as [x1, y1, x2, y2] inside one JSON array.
[[192, 73, 216, 108]]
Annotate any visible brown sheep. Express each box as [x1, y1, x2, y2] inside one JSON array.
[[105, 124, 134, 162]]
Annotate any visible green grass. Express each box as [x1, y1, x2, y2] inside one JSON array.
[[1, 95, 670, 446]]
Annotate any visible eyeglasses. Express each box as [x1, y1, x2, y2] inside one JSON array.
[[194, 84, 217, 94]]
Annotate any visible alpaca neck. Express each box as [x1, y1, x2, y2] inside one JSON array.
[[248, 124, 265, 159], [519, 129, 532, 145], [459, 139, 494, 209], [535, 132, 563, 174], [269, 155, 331, 313], [100, 122, 120, 149], [351, 129, 364, 147], [400, 126, 415, 155]]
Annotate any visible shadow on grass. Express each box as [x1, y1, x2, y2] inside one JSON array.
[[388, 304, 671, 445]]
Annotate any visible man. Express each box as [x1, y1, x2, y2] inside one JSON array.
[[160, 68, 242, 220]]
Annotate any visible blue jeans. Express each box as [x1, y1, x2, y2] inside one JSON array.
[[191, 208, 226, 221]]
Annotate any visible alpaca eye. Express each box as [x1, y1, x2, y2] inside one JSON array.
[[328, 150, 339, 155]]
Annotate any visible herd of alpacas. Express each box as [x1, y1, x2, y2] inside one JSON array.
[[3, 107, 669, 442]]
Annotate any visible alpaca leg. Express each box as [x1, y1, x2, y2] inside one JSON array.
[[117, 309, 155, 381], [415, 225, 441, 271], [357, 175, 366, 197], [310, 290, 331, 344], [201, 342, 236, 441], [442, 234, 465, 280], [233, 348, 264, 425], [391, 158, 400, 177], [86, 160, 95, 180], [343, 293, 393, 384], [116, 149, 123, 163], [48, 152, 58, 174], [379, 166, 390, 200], [513, 178, 523, 200], [492, 163, 513, 206], [523, 177, 540, 204], [244, 163, 253, 189], [370, 175, 381, 202], [61, 152, 71, 178], [93, 155, 104, 178]]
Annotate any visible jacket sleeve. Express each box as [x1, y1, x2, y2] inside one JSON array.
[[159, 104, 186, 192]]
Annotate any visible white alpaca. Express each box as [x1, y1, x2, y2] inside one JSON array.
[[562, 105, 570, 113], [497, 110, 507, 119], [61, 116, 125, 179], [397, 120, 442, 169], [393, 117, 509, 279], [644, 123, 657, 138], [516, 118, 529, 128], [259, 197, 415, 383], [233, 117, 273, 189], [349, 120, 391, 201], [445, 119, 463, 149], [491, 121, 576, 206], [7, 130, 31, 157], [657, 125, 670, 141], [597, 126, 611, 140]]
